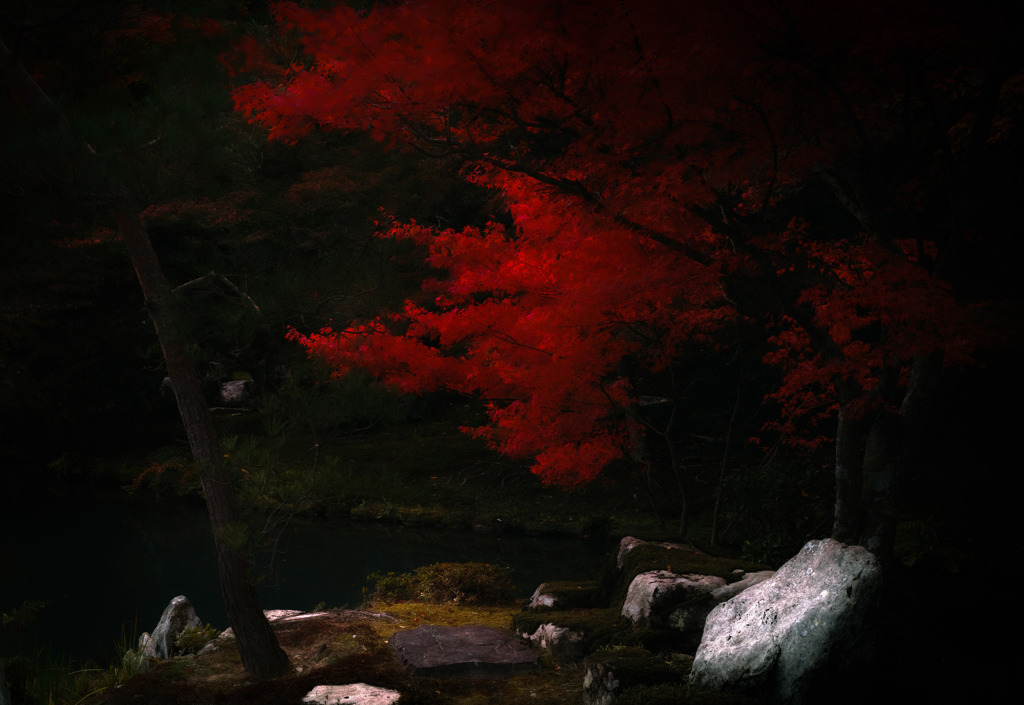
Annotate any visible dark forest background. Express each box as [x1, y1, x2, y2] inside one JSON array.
[[2, 0, 1021, 573]]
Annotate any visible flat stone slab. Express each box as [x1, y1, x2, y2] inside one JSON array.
[[389, 625, 538, 679], [303, 684, 401, 705]]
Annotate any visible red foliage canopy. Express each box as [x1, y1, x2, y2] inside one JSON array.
[[234, 0, 1014, 486]]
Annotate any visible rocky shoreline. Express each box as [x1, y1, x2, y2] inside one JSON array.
[[106, 536, 901, 704]]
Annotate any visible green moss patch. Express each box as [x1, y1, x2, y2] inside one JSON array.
[[365, 562, 516, 606]]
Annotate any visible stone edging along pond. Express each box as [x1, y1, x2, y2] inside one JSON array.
[[116, 538, 776, 705]]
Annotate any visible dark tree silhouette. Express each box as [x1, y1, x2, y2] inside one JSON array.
[[1, 9, 291, 678]]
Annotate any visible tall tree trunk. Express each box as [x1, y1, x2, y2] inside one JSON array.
[[832, 405, 866, 545], [3, 34, 290, 679], [833, 404, 903, 561], [112, 208, 291, 679], [833, 356, 941, 563], [859, 411, 900, 561], [899, 352, 943, 482]]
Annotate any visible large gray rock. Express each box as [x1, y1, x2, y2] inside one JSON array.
[[139, 595, 202, 664], [303, 684, 401, 705], [665, 570, 775, 638], [621, 570, 725, 626], [690, 538, 882, 704], [389, 625, 538, 678]]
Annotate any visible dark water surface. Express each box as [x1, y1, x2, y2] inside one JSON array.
[[0, 485, 612, 664]]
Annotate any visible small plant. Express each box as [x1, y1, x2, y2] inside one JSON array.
[[174, 624, 220, 655], [116, 645, 146, 679], [366, 562, 514, 605], [1, 599, 49, 629], [5, 650, 88, 705], [73, 621, 143, 700], [94, 644, 145, 695]]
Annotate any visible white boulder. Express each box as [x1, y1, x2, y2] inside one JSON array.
[[690, 538, 882, 704]]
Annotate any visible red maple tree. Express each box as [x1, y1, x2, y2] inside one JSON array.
[[233, 0, 1021, 556]]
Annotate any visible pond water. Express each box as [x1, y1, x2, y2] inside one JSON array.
[[0, 485, 613, 664]]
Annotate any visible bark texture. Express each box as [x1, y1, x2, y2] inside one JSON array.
[[113, 209, 291, 679], [832, 406, 866, 546], [5, 32, 289, 678]]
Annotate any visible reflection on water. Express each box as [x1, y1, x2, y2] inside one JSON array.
[[0, 485, 611, 663]]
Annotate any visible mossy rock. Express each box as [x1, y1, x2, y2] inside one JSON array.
[[528, 580, 603, 611], [366, 562, 516, 605], [583, 647, 688, 704], [605, 541, 772, 605]]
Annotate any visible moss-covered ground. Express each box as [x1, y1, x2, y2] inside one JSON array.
[[69, 551, 773, 705], [79, 606, 594, 705]]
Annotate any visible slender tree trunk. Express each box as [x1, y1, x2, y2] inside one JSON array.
[[899, 352, 943, 480], [112, 208, 291, 679], [832, 405, 867, 544], [710, 383, 741, 547], [833, 403, 902, 561], [834, 358, 939, 563], [2, 35, 290, 679], [859, 411, 901, 561], [858, 352, 942, 563]]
